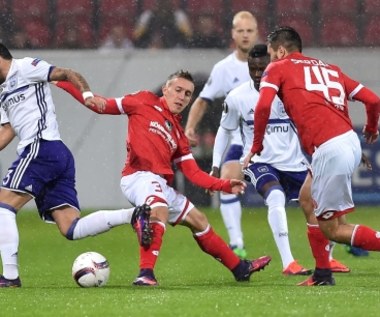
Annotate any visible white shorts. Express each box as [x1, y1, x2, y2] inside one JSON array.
[[120, 171, 194, 225], [311, 130, 361, 219]]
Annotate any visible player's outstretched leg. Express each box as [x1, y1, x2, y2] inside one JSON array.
[[193, 225, 271, 281], [131, 204, 152, 248], [133, 221, 165, 287]]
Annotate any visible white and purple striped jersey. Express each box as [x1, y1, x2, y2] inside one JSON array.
[[0, 57, 61, 154], [213, 80, 308, 171], [199, 52, 251, 145]]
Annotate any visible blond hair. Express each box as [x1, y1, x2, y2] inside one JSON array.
[[232, 11, 257, 28]]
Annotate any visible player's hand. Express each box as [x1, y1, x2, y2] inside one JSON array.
[[361, 152, 372, 171], [242, 152, 254, 169], [206, 167, 220, 196], [229, 179, 247, 195], [185, 128, 199, 147], [85, 96, 106, 112], [363, 126, 379, 144]]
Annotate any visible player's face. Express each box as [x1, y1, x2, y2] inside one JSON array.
[[232, 18, 258, 54], [163, 77, 194, 114], [248, 56, 269, 90]]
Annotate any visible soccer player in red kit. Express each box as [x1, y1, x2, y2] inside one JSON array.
[[243, 26, 380, 286], [55, 70, 271, 286]]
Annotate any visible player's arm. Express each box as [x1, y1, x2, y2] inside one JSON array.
[[353, 87, 380, 143], [175, 155, 246, 194], [49, 67, 105, 111], [53, 81, 121, 115], [345, 74, 380, 143], [0, 123, 16, 151], [211, 126, 231, 177], [185, 97, 210, 146], [212, 97, 240, 176], [243, 87, 277, 168]]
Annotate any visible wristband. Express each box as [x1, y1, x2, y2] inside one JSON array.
[[82, 91, 94, 100]]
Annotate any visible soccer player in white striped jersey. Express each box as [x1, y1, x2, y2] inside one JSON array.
[[0, 43, 140, 287], [212, 44, 312, 275], [185, 11, 259, 258]]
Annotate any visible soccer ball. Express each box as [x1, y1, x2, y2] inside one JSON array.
[[72, 251, 110, 287]]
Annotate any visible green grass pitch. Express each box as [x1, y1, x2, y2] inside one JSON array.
[[2, 206, 380, 317]]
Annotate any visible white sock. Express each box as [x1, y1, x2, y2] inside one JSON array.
[[0, 207, 19, 279], [266, 190, 294, 269], [72, 208, 135, 240], [329, 241, 336, 261], [220, 193, 244, 249]]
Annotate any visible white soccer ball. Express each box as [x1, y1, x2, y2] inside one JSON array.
[[72, 251, 110, 287]]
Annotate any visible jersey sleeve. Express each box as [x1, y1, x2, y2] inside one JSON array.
[[54, 81, 122, 115], [220, 96, 240, 131], [212, 125, 231, 168], [175, 156, 232, 192], [260, 62, 281, 92], [250, 63, 281, 154], [343, 73, 380, 132], [211, 95, 239, 168], [21, 57, 52, 83], [199, 64, 225, 101], [251, 87, 278, 154]]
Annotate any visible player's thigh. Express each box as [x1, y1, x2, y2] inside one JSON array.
[[280, 169, 308, 201], [120, 172, 194, 224], [34, 149, 80, 222], [244, 162, 280, 197], [312, 132, 361, 218], [221, 161, 243, 179], [120, 172, 170, 207], [221, 144, 243, 179], [0, 188, 32, 211], [299, 171, 312, 205], [298, 171, 316, 223]]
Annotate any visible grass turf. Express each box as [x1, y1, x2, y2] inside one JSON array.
[[1, 206, 380, 317]]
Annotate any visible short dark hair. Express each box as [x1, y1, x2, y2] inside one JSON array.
[[267, 26, 302, 53], [0, 43, 13, 60], [166, 70, 194, 84], [248, 44, 268, 58]]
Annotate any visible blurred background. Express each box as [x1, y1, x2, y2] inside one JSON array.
[[1, 0, 380, 49], [1, 0, 380, 209]]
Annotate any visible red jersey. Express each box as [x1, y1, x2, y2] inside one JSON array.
[[252, 52, 380, 155], [55, 81, 233, 193], [116, 91, 189, 179]]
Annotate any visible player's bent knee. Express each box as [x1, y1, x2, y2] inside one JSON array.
[[184, 209, 209, 231]]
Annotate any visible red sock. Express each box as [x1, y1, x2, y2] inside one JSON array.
[[352, 225, 380, 250], [139, 222, 165, 269], [307, 224, 330, 269], [194, 226, 240, 270]]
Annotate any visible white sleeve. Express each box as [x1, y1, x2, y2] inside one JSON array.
[[212, 125, 231, 168], [219, 97, 240, 131], [21, 57, 52, 83], [199, 64, 224, 101]]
